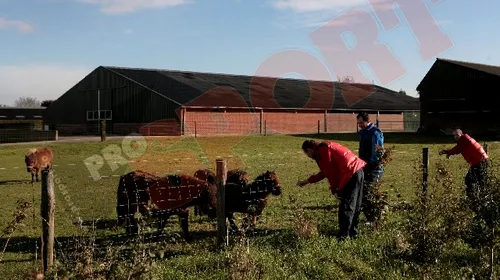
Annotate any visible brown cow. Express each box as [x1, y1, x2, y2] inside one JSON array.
[[24, 147, 53, 183], [116, 170, 158, 230], [224, 170, 282, 234], [193, 168, 249, 218], [116, 169, 217, 241], [195, 169, 282, 235], [193, 169, 218, 218]]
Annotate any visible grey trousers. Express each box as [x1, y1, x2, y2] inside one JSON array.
[[336, 168, 364, 241]]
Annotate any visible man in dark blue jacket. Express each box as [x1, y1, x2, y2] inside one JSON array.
[[356, 112, 384, 226]]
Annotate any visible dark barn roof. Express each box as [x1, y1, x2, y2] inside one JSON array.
[[439, 58, 500, 76], [0, 107, 45, 120], [103, 66, 419, 112], [417, 58, 500, 91]]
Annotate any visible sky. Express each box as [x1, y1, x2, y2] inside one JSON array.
[[0, 0, 498, 106]]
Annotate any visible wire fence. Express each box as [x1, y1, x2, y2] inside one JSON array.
[[3, 141, 499, 278], [0, 150, 290, 275], [0, 120, 420, 144], [0, 110, 420, 139]]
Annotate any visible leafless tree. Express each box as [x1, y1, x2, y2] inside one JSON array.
[[339, 75, 355, 83], [14, 97, 41, 108], [41, 100, 54, 107]]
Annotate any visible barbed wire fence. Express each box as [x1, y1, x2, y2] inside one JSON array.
[[2, 135, 439, 277]]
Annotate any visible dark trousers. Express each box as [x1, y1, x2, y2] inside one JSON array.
[[465, 160, 488, 213], [337, 168, 364, 241], [362, 168, 383, 223]]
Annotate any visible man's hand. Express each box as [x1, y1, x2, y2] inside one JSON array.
[[296, 179, 309, 187], [439, 150, 451, 159]]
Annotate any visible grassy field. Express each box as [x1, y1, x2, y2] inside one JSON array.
[[0, 133, 499, 279]]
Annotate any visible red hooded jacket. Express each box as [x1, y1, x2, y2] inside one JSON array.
[[444, 133, 488, 166], [307, 141, 366, 194]]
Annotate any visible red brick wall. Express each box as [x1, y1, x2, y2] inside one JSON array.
[[264, 112, 323, 134], [184, 110, 260, 136], [55, 112, 405, 136], [326, 113, 357, 132], [377, 113, 404, 131], [184, 110, 405, 135], [56, 124, 91, 135]]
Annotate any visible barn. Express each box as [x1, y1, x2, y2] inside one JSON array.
[[0, 107, 45, 130], [417, 58, 500, 135], [44, 66, 419, 136]]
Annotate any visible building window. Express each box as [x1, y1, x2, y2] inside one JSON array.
[[15, 115, 25, 118], [87, 110, 112, 121], [33, 115, 43, 118], [466, 71, 475, 79]]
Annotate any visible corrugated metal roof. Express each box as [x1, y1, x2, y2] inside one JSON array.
[[438, 58, 500, 77], [103, 66, 419, 111], [0, 107, 45, 120]]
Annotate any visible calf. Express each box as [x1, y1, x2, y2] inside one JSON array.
[[24, 147, 53, 183]]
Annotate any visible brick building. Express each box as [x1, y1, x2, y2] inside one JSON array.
[[44, 66, 419, 136]]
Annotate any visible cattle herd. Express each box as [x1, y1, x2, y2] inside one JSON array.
[[24, 147, 283, 241]]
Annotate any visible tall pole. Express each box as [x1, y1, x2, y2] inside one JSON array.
[[79, 85, 126, 136], [97, 89, 101, 133]]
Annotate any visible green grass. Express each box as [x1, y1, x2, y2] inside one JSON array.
[[0, 133, 498, 279]]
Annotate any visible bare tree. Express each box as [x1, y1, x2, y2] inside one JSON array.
[[14, 97, 41, 108], [339, 75, 355, 83], [398, 89, 407, 95], [41, 100, 54, 107]]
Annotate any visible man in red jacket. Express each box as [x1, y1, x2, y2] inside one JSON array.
[[439, 128, 489, 210], [297, 140, 367, 241]]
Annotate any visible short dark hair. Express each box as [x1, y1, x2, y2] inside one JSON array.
[[356, 112, 370, 122], [302, 140, 318, 151]]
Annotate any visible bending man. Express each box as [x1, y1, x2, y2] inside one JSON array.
[[439, 128, 489, 212], [297, 140, 366, 241]]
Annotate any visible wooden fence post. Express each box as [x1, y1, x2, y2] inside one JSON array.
[[317, 120, 320, 134], [260, 110, 263, 135], [194, 122, 197, 138], [324, 110, 328, 133], [216, 159, 227, 248], [264, 120, 267, 136], [484, 143, 488, 155], [100, 120, 106, 142], [41, 168, 55, 273], [422, 148, 429, 204]]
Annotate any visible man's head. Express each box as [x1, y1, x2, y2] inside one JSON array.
[[452, 128, 463, 142], [356, 112, 370, 129], [301, 140, 318, 159]]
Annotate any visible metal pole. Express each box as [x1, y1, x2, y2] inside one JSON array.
[[97, 89, 101, 134], [422, 147, 429, 204]]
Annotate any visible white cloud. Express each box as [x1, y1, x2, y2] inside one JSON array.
[[0, 65, 91, 106], [77, 0, 191, 15], [271, 0, 396, 28], [272, 0, 368, 13], [0, 18, 34, 33]]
